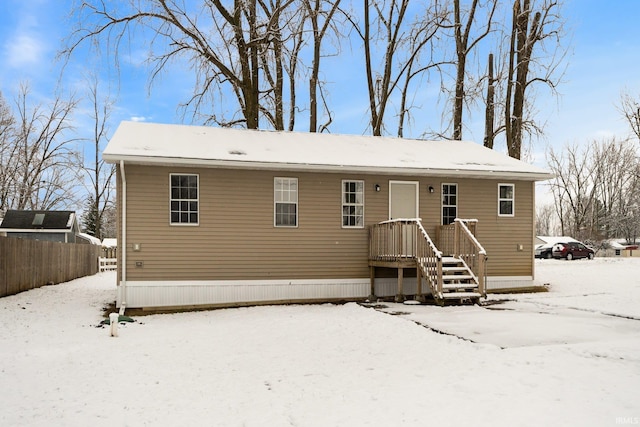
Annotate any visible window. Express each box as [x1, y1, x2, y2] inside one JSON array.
[[170, 174, 199, 225], [498, 183, 514, 216], [442, 184, 457, 225], [274, 177, 298, 227], [342, 180, 364, 228], [32, 213, 45, 226]]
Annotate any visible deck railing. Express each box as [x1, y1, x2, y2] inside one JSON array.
[[451, 219, 487, 296], [369, 219, 443, 296], [436, 220, 477, 256], [369, 218, 487, 298]]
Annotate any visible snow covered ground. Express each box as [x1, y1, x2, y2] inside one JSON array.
[[1, 258, 639, 426]]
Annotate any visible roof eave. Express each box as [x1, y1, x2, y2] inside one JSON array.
[[105, 154, 553, 181]]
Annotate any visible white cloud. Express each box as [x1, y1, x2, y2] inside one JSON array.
[[4, 32, 45, 68], [130, 116, 148, 122]]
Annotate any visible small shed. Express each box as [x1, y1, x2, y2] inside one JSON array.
[[0, 210, 80, 243]]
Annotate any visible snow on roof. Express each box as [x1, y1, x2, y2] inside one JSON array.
[[536, 236, 579, 245], [102, 238, 117, 248], [77, 233, 101, 245], [103, 121, 553, 180]]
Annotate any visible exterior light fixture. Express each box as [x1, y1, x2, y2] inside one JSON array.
[[375, 184, 381, 192], [428, 186, 435, 193]]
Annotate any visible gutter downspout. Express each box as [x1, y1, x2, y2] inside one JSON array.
[[119, 160, 127, 315]]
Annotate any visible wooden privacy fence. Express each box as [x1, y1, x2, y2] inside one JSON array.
[[0, 236, 100, 298]]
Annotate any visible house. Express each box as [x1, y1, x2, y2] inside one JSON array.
[[602, 240, 640, 257], [103, 121, 552, 310], [0, 210, 80, 243]]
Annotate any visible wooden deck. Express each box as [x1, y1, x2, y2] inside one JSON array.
[[368, 219, 486, 305]]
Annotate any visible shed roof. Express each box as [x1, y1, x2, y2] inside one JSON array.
[[104, 121, 552, 180], [0, 210, 77, 231]]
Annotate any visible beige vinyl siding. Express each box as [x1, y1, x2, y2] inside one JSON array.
[[124, 166, 377, 281], [121, 165, 535, 282]]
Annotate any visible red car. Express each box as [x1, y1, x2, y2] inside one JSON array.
[[551, 241, 595, 260]]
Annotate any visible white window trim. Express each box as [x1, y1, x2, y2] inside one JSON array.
[[274, 177, 298, 228], [441, 183, 458, 225], [169, 173, 200, 226], [341, 179, 365, 229], [498, 183, 515, 217]]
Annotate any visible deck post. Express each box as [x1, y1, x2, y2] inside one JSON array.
[[395, 267, 405, 302], [416, 262, 426, 303], [368, 266, 377, 301]]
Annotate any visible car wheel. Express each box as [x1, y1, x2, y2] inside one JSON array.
[[546, 252, 553, 259], [566, 253, 573, 261], [588, 253, 594, 260]]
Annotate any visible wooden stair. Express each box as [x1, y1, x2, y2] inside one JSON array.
[[420, 256, 482, 305]]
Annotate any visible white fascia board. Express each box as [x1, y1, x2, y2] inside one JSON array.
[[104, 154, 554, 181]]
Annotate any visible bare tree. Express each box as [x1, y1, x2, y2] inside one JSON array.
[[0, 92, 17, 214], [351, 0, 447, 136], [547, 137, 640, 243], [63, 0, 299, 130], [618, 89, 640, 142], [547, 142, 599, 240], [483, 53, 496, 148], [503, 0, 565, 159], [535, 203, 555, 236], [82, 75, 116, 240], [591, 137, 640, 241], [450, 0, 497, 140], [0, 84, 80, 212], [304, 0, 343, 132]]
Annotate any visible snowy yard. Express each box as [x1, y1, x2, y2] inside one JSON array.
[[1, 259, 639, 426]]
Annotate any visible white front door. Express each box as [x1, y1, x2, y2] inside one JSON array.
[[389, 181, 419, 256], [389, 181, 419, 220]]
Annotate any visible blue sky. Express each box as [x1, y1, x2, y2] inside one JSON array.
[[1, 0, 639, 170]]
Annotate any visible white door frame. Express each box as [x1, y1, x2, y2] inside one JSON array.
[[388, 180, 419, 220]]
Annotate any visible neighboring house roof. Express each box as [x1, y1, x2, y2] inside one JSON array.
[[102, 238, 117, 248], [77, 233, 102, 245], [0, 210, 78, 233], [103, 121, 553, 180], [536, 236, 579, 246]]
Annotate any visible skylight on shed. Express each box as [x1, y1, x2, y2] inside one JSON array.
[[32, 213, 45, 226]]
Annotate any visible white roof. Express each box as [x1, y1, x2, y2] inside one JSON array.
[[77, 233, 101, 245], [103, 121, 552, 180], [102, 238, 117, 248], [537, 236, 579, 245]]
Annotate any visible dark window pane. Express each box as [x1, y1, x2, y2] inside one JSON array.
[[171, 212, 179, 223], [500, 201, 513, 215], [500, 185, 513, 199], [190, 201, 198, 211], [190, 213, 198, 223], [171, 175, 179, 186]]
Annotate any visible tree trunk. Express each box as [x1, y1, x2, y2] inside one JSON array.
[[483, 53, 495, 149]]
